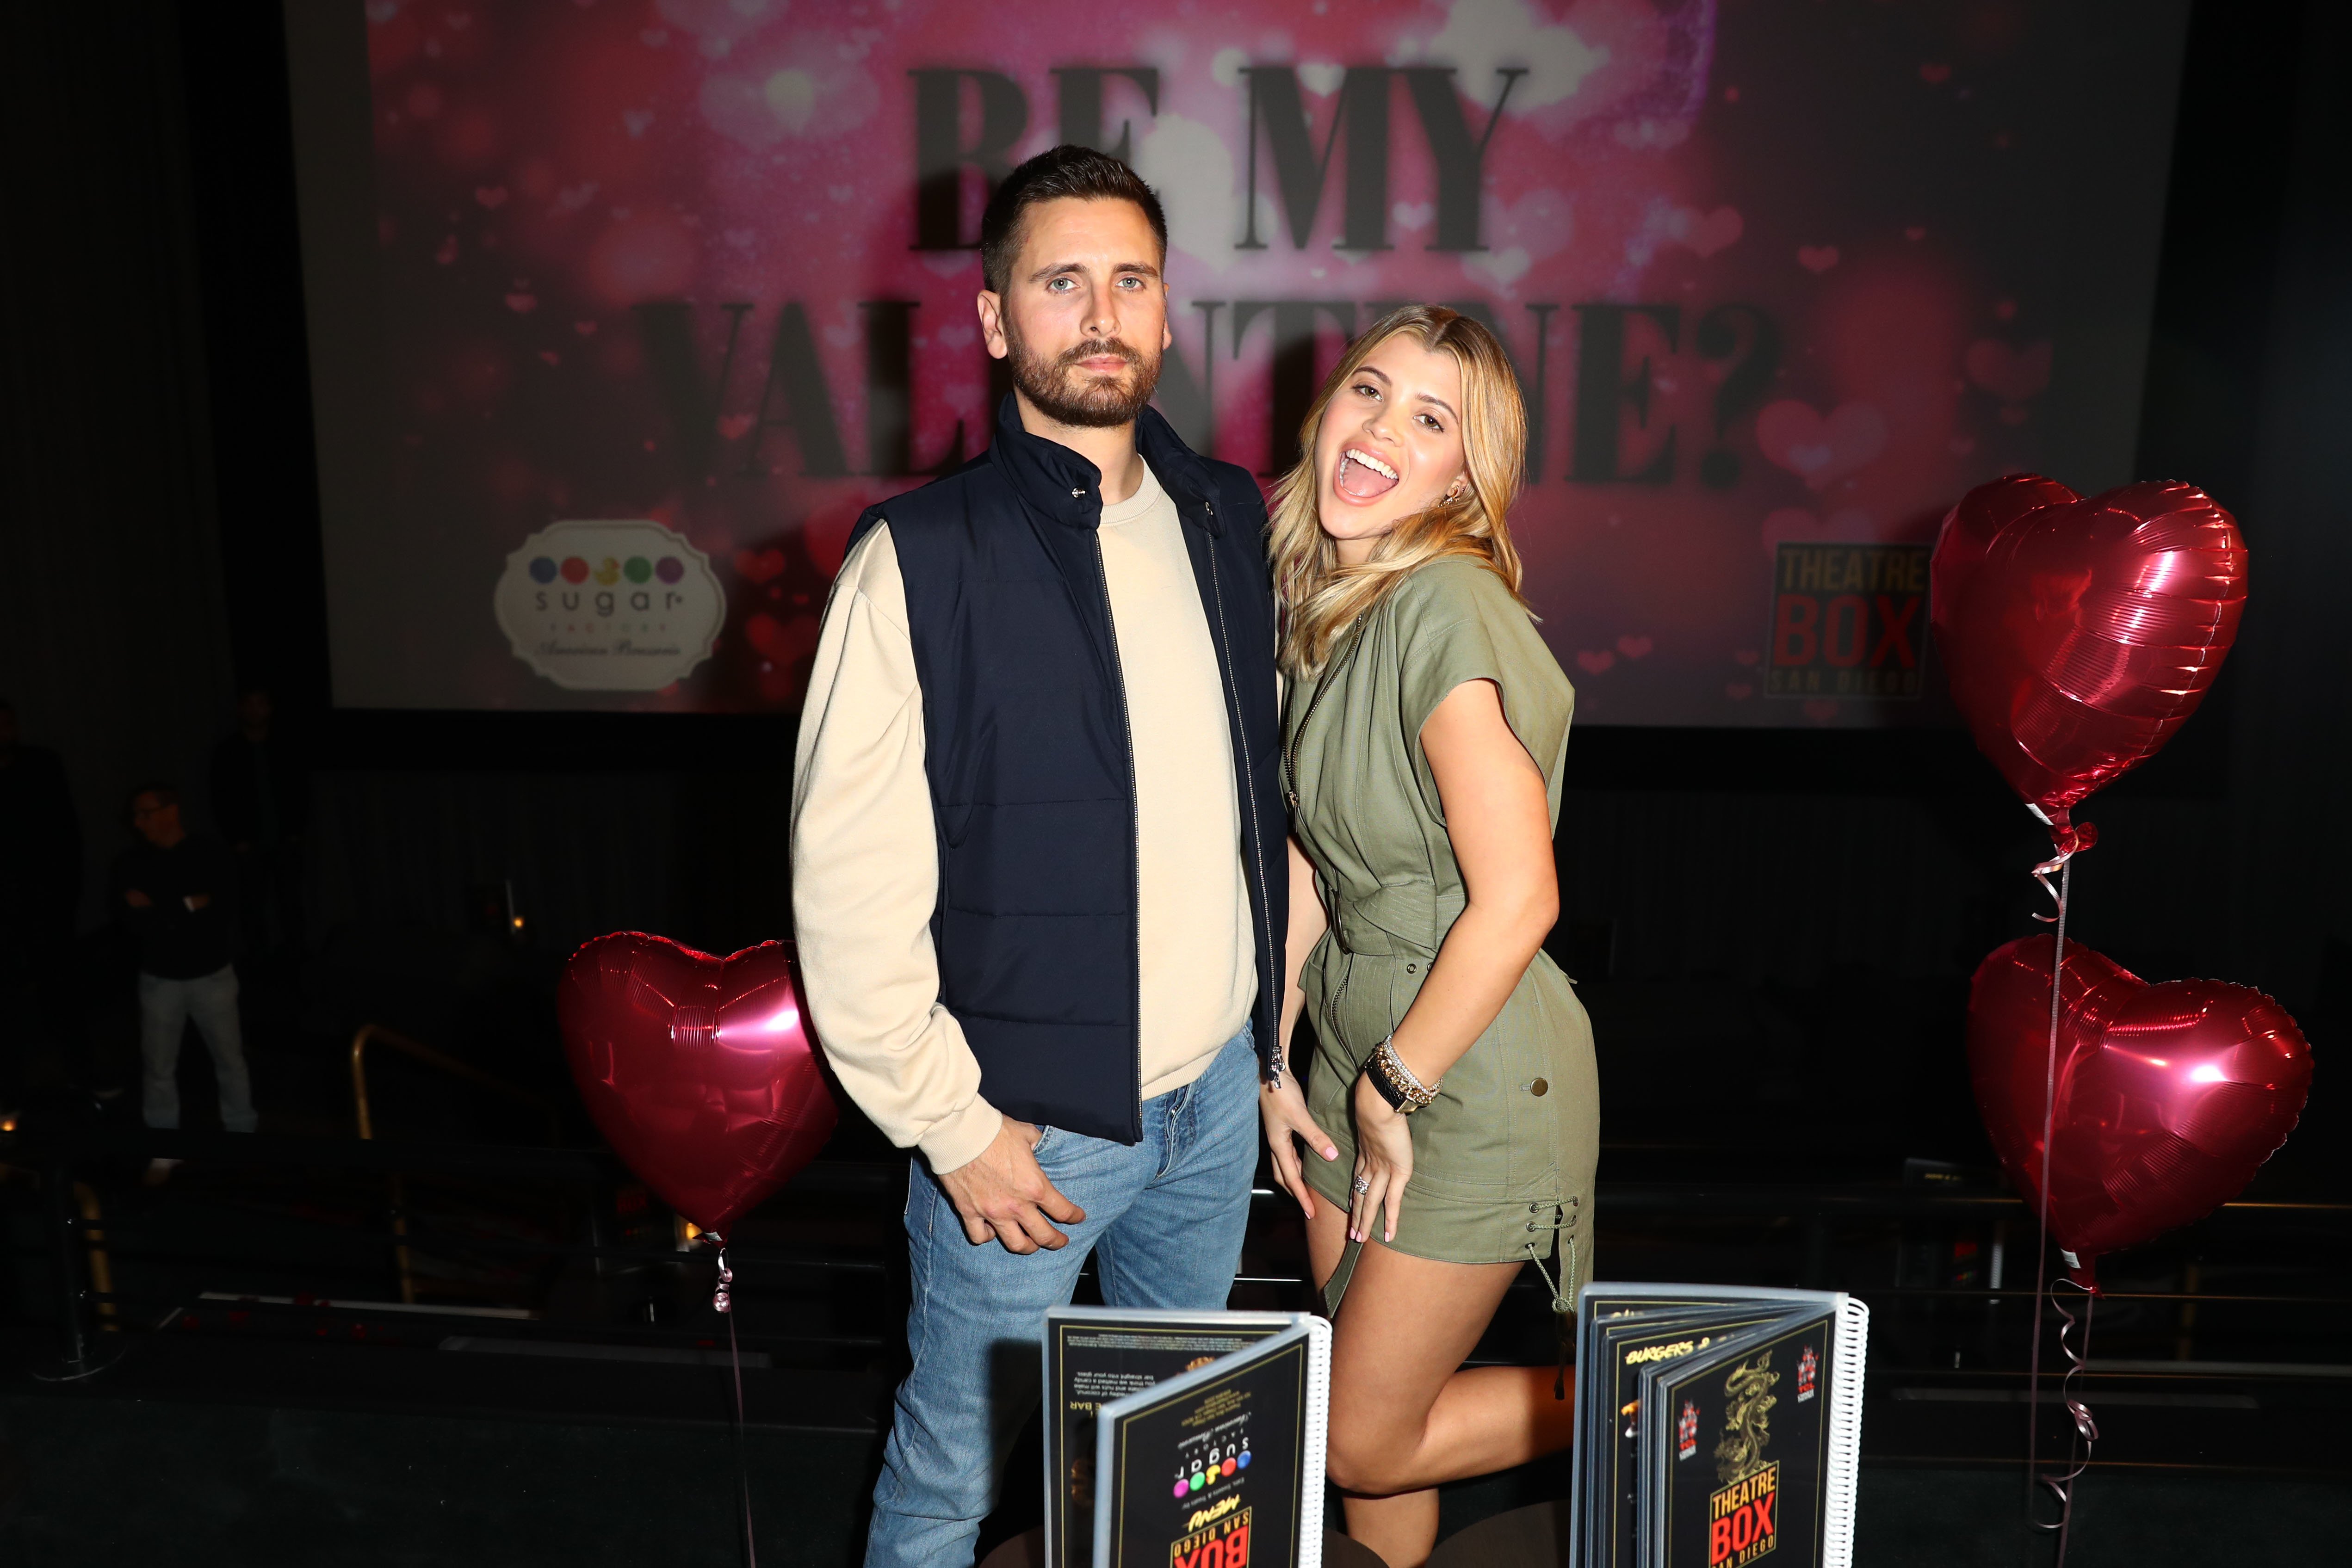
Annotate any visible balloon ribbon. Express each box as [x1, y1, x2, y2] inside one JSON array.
[[2032, 1280, 2100, 1565], [2019, 805, 2099, 1563], [703, 1234, 759, 1568]]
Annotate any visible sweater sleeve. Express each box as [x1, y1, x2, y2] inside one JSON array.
[[790, 524, 1003, 1173]]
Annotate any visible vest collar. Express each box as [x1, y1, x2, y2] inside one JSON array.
[[989, 394, 1222, 536]]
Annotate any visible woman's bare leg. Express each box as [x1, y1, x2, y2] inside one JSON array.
[[1307, 1201, 1579, 1567]]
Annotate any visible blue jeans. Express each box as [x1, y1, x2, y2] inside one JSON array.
[[138, 965, 256, 1133], [864, 1026, 1259, 1568]]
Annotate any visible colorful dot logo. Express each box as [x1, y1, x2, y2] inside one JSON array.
[[532, 554, 683, 587], [1221, 1457, 1238, 1477], [1237, 1451, 1250, 1469], [1171, 1480, 1188, 1499]]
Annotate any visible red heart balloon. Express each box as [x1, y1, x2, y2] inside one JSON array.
[[558, 933, 838, 1235], [1968, 936, 2312, 1287], [1931, 475, 2247, 839]]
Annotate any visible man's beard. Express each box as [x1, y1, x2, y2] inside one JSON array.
[[1004, 320, 1161, 429]]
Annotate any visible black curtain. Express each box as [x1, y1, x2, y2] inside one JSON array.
[[0, 0, 237, 926]]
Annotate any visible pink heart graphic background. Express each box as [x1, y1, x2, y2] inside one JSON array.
[[1754, 401, 1888, 489]]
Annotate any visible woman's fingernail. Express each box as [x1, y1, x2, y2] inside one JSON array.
[[1323, 1147, 1337, 1160]]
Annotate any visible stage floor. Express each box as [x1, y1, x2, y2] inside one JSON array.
[[2, 1322, 2345, 1566]]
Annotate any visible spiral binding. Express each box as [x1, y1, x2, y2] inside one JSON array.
[[1821, 1296, 1871, 1568]]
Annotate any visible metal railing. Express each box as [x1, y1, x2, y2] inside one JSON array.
[[8, 1122, 2349, 1385], [347, 1022, 562, 1303], [3, 1125, 904, 1379]]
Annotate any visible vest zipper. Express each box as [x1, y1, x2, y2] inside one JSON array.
[[1201, 496, 1284, 1085], [1091, 531, 1145, 1140]]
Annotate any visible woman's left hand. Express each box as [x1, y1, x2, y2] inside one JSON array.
[[1349, 1074, 1415, 1244]]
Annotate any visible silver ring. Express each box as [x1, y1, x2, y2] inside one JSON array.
[[1351, 1175, 1372, 1195]]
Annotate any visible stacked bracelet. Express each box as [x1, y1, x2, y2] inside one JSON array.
[[1364, 1034, 1440, 1114]]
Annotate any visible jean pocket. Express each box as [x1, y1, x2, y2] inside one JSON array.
[[1029, 1125, 1055, 1161]]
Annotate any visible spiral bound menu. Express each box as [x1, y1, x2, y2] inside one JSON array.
[[1567, 1284, 1869, 1568], [1080, 1314, 1331, 1568], [1043, 1308, 1325, 1568]]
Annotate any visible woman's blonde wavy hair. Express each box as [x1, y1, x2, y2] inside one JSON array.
[[1269, 305, 1530, 678]]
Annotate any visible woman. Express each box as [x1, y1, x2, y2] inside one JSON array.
[[1259, 306, 1598, 1567]]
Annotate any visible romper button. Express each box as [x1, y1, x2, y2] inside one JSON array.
[[1405, 963, 1418, 974], [1529, 1078, 1549, 1097]]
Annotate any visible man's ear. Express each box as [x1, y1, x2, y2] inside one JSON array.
[[978, 290, 1009, 361]]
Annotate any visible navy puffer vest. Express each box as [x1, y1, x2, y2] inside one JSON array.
[[848, 396, 1287, 1143]]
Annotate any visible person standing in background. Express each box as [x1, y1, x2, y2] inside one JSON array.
[[208, 688, 310, 966], [0, 700, 81, 1118], [115, 784, 256, 1164]]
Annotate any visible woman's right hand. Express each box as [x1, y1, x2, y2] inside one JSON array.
[[1260, 1072, 1340, 1219]]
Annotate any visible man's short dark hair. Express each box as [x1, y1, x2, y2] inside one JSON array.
[[125, 782, 177, 822], [979, 145, 1168, 296]]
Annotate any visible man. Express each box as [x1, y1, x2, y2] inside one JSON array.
[[114, 785, 257, 1151], [791, 146, 1287, 1568]]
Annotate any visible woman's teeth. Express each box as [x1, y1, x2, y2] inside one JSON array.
[[1336, 449, 1400, 499]]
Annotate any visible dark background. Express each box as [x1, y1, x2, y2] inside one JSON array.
[[0, 0, 2345, 1177], [2, 7, 2351, 1563]]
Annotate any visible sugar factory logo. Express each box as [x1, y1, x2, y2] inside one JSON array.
[[1677, 1399, 1700, 1460], [1795, 1346, 1818, 1403], [494, 520, 723, 691]]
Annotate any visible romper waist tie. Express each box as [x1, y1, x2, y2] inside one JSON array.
[[1329, 880, 1461, 961]]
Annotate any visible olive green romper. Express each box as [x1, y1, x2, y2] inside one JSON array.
[[1286, 557, 1599, 1313]]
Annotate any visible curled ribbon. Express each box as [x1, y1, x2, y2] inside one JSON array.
[[699, 1232, 759, 1568], [2017, 802, 2100, 1563], [2031, 1279, 2100, 1563]]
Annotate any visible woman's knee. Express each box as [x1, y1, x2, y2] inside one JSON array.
[[1325, 1422, 1416, 1496]]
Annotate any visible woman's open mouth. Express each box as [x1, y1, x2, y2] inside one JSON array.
[[1335, 446, 1399, 501]]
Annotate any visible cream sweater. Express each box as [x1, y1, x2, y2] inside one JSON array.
[[790, 463, 1257, 1173]]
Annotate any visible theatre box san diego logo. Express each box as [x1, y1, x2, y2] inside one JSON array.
[[1765, 542, 1929, 700], [1708, 1354, 1782, 1567], [494, 520, 723, 691]]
